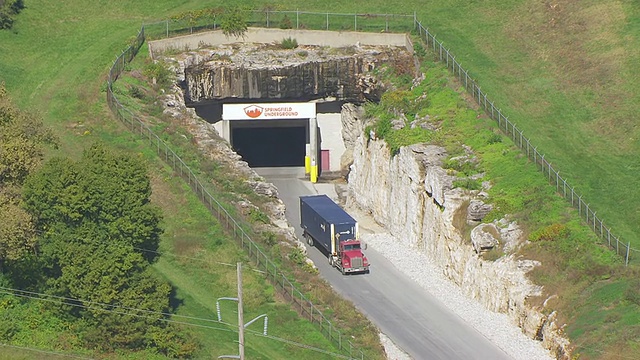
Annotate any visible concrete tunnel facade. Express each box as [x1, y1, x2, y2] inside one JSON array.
[[211, 101, 346, 181]]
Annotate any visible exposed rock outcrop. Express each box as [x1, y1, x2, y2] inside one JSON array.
[[467, 199, 493, 223], [345, 132, 572, 359], [340, 103, 366, 176], [178, 43, 410, 105], [159, 42, 573, 358]]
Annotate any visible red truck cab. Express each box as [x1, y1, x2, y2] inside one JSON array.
[[331, 239, 370, 275]]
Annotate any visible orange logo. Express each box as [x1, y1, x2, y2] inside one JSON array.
[[244, 105, 263, 118]]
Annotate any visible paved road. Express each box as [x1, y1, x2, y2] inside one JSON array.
[[255, 167, 513, 360]]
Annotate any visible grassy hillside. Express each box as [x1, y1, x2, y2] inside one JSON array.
[[413, 0, 640, 249], [2, 0, 640, 359], [0, 1, 384, 359], [3, 1, 638, 249]]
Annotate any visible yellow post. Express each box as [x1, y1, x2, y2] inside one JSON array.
[[305, 155, 310, 174], [311, 164, 318, 183]]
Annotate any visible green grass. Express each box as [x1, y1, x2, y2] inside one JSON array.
[[147, 167, 340, 359], [0, 1, 384, 358], [367, 57, 639, 359], [410, 1, 640, 250], [3, 0, 640, 359], [113, 48, 384, 358]]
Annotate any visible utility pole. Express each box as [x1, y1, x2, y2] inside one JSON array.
[[219, 263, 268, 360], [237, 262, 245, 360]]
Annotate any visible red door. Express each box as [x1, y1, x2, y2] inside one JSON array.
[[321, 150, 330, 171]]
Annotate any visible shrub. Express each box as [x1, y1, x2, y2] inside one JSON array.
[[380, 90, 412, 114], [487, 132, 502, 145], [248, 208, 270, 224], [413, 42, 427, 59], [128, 85, 144, 99], [0, 0, 25, 30], [143, 61, 173, 90], [529, 223, 570, 242], [262, 231, 277, 246], [280, 37, 298, 49], [288, 246, 306, 265], [220, 7, 248, 39], [453, 177, 481, 190], [375, 118, 392, 140], [279, 14, 293, 29]]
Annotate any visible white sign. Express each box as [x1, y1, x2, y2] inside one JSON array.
[[223, 102, 316, 120]]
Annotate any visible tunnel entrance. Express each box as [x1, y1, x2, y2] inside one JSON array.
[[232, 125, 306, 167]]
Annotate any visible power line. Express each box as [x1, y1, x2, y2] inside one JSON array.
[[246, 332, 354, 360], [0, 286, 222, 325], [0, 286, 353, 359], [22, 224, 347, 357], [0, 342, 95, 360], [0, 286, 218, 325], [33, 228, 266, 274]]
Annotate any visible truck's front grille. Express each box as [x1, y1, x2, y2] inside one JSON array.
[[351, 257, 363, 268]]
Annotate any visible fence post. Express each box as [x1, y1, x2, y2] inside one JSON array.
[[354, 13, 357, 31], [626, 242, 631, 265], [326, 12, 329, 30], [585, 204, 590, 223], [296, 9, 299, 29], [413, 11, 417, 30], [432, 34, 436, 53], [578, 196, 582, 215]]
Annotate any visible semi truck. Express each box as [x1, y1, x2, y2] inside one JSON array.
[[299, 194, 370, 275]]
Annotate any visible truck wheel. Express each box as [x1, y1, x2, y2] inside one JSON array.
[[307, 236, 313, 246], [328, 256, 334, 267], [341, 266, 346, 275]]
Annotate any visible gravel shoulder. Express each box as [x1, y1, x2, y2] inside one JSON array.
[[343, 202, 555, 360]]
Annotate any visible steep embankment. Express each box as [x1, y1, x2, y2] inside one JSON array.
[[344, 126, 572, 359]]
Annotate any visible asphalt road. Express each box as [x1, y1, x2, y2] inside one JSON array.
[[255, 167, 513, 360]]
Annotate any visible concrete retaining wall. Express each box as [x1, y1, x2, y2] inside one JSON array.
[[149, 27, 413, 57]]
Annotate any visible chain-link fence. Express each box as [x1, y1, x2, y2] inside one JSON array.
[[109, 13, 637, 357], [414, 21, 634, 265], [143, 10, 414, 40], [107, 26, 366, 360]]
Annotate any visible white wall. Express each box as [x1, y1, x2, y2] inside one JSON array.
[[317, 113, 344, 173]]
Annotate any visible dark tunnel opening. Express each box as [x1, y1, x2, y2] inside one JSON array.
[[232, 126, 307, 167]]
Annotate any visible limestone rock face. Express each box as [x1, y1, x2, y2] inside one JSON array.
[[470, 223, 499, 253], [177, 43, 409, 105], [346, 135, 572, 359], [467, 199, 493, 222], [340, 103, 366, 176]]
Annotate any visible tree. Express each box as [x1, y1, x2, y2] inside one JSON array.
[[220, 6, 248, 39], [0, 83, 57, 186], [23, 143, 163, 260], [0, 84, 56, 268], [0, 0, 25, 30], [21, 143, 195, 355], [0, 190, 35, 271]]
